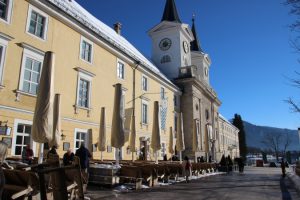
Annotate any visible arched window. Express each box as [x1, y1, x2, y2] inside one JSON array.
[[161, 55, 171, 63]]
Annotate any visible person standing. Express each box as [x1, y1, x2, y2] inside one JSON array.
[[63, 148, 74, 166], [238, 158, 245, 173], [47, 145, 58, 159], [75, 143, 92, 172], [22, 144, 34, 165], [182, 156, 192, 183], [281, 158, 286, 177], [0, 141, 8, 198]]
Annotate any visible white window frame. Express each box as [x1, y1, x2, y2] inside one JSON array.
[[160, 86, 165, 100], [141, 100, 149, 125], [174, 113, 178, 138], [74, 128, 88, 151], [161, 142, 166, 157], [25, 5, 49, 41], [141, 74, 148, 91], [76, 71, 93, 109], [79, 36, 93, 64], [0, 0, 13, 24], [0, 35, 9, 86], [117, 59, 125, 80], [11, 119, 37, 156], [18, 46, 44, 96]]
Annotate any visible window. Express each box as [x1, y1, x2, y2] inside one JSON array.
[[161, 142, 166, 157], [0, 36, 9, 86], [160, 98, 167, 131], [12, 119, 36, 156], [26, 6, 48, 40], [174, 114, 178, 138], [22, 58, 41, 95], [142, 75, 148, 91], [80, 37, 93, 63], [142, 101, 148, 124], [74, 129, 87, 150], [75, 68, 94, 113], [161, 55, 171, 64], [18, 47, 44, 96], [0, 0, 13, 23], [117, 60, 125, 79], [78, 78, 90, 108], [173, 95, 177, 107], [160, 87, 165, 100]]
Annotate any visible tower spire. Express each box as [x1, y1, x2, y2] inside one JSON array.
[[190, 15, 203, 52], [161, 0, 181, 23]]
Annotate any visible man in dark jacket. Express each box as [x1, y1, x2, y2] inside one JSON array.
[[75, 143, 91, 171]]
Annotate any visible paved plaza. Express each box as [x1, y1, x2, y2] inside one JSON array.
[[86, 167, 300, 200]]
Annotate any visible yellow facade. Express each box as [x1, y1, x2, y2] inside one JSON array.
[[218, 115, 240, 159], [0, 0, 181, 161]]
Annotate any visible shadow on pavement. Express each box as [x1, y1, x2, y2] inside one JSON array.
[[280, 177, 292, 200]]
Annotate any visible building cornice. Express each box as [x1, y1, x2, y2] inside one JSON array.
[[175, 77, 221, 106], [29, 0, 181, 94]]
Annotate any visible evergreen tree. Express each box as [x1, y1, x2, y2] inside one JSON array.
[[262, 151, 267, 163], [232, 114, 248, 160]]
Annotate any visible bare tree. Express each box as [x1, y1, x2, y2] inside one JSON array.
[[261, 132, 292, 161], [285, 1, 300, 111]]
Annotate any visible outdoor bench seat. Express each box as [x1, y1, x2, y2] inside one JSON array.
[[3, 169, 39, 199], [119, 165, 143, 189]]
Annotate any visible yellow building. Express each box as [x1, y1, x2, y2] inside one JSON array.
[[0, 0, 181, 161], [218, 115, 240, 159], [0, 0, 239, 162]]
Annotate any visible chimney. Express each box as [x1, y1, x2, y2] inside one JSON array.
[[113, 22, 122, 35]]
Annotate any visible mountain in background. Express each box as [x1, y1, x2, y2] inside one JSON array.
[[242, 121, 300, 151]]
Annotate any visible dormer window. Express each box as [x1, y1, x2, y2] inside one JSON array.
[[161, 55, 171, 64]]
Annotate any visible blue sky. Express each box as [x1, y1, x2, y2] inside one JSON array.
[[76, 0, 300, 129]]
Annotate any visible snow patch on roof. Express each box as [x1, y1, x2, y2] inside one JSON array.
[[47, 0, 175, 86]]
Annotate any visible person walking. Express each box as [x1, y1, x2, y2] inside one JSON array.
[[281, 158, 286, 177], [75, 143, 92, 172], [63, 148, 74, 166], [182, 156, 192, 183], [237, 158, 245, 173]]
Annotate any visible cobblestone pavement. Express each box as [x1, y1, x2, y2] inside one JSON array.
[[86, 167, 300, 200]]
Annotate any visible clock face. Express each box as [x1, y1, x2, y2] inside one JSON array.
[[183, 41, 189, 53], [159, 38, 172, 51]]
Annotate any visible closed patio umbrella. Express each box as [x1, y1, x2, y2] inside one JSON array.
[[48, 93, 61, 148], [32, 51, 55, 163], [98, 107, 106, 161], [151, 101, 161, 164], [206, 124, 213, 161], [111, 83, 125, 165], [176, 112, 185, 163], [192, 119, 200, 162], [129, 114, 136, 161], [168, 127, 174, 158]]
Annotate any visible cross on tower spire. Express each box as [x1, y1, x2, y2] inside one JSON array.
[[190, 15, 203, 52]]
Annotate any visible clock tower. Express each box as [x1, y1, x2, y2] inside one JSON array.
[[148, 0, 194, 80]]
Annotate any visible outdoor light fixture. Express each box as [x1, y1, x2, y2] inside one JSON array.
[[61, 131, 66, 141]]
